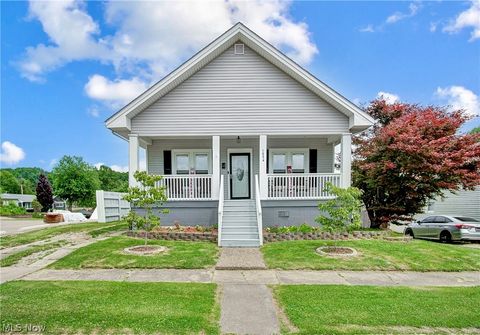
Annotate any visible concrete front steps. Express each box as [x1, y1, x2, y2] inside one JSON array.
[[220, 200, 261, 247]]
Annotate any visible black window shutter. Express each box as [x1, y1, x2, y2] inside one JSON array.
[[309, 149, 317, 173], [163, 150, 172, 175], [266, 149, 269, 173]]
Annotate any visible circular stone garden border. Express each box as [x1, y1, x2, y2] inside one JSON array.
[[315, 246, 359, 257], [123, 245, 168, 256]]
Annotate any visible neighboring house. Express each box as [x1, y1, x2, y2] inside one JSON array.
[[1, 193, 36, 211], [105, 23, 374, 246], [416, 187, 480, 221]]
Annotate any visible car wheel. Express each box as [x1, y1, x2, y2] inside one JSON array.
[[439, 231, 452, 243], [405, 228, 414, 238]]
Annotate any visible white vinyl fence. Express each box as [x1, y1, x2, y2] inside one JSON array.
[[95, 190, 130, 223]]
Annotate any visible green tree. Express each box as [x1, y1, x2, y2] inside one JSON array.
[[316, 183, 362, 235], [469, 126, 480, 134], [4, 167, 47, 194], [123, 171, 168, 245], [0, 170, 21, 194], [97, 165, 128, 192], [50, 156, 100, 210]]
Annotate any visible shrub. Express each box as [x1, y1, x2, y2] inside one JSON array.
[[315, 183, 362, 234], [0, 203, 27, 216], [32, 199, 42, 213], [123, 171, 169, 245]]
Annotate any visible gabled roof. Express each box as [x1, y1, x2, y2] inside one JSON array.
[[106, 22, 374, 136]]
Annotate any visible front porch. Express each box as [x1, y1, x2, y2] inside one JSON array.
[[128, 134, 351, 202]]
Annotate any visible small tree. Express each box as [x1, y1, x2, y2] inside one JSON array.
[[123, 171, 168, 245], [36, 173, 54, 212], [315, 183, 362, 236]]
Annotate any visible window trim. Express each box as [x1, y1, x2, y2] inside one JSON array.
[[172, 149, 212, 175], [268, 148, 309, 174]]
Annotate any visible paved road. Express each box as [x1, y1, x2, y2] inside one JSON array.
[[0, 217, 80, 236]]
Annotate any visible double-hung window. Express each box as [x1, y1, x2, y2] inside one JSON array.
[[269, 149, 309, 174], [172, 150, 211, 175]]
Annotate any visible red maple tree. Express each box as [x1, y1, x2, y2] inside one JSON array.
[[353, 99, 480, 228]]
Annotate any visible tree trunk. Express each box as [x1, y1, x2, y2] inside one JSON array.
[[367, 209, 382, 228], [68, 201, 73, 212]]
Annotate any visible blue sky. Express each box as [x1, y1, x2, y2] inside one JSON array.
[[1, 1, 479, 171]]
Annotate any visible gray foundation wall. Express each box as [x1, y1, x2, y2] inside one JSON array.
[[261, 200, 323, 227], [135, 200, 324, 227], [134, 201, 218, 227]]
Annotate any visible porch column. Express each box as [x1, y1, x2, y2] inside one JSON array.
[[211, 135, 220, 199], [340, 133, 352, 188], [259, 135, 268, 199], [128, 134, 139, 186]]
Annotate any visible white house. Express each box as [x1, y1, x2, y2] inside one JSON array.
[[106, 23, 374, 246], [1, 193, 35, 211]]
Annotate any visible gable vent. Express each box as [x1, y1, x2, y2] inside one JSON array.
[[234, 43, 244, 55]]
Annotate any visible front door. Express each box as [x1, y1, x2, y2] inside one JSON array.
[[229, 153, 251, 199]]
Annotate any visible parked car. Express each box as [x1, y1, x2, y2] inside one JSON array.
[[405, 215, 480, 243]]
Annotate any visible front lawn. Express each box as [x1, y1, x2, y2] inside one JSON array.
[[0, 221, 127, 249], [50, 236, 218, 269], [274, 285, 480, 334], [0, 242, 65, 267], [0, 281, 219, 334], [262, 239, 480, 271]]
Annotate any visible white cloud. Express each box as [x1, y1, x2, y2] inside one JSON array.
[[443, 0, 480, 41], [87, 105, 100, 118], [359, 24, 375, 33], [18, 0, 110, 81], [18, 0, 318, 102], [360, 2, 421, 33], [430, 22, 438, 33], [84, 75, 148, 107], [386, 2, 421, 24], [0, 141, 26, 165], [377, 91, 400, 104], [435, 86, 480, 117]]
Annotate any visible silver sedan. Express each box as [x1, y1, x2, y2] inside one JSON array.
[[405, 215, 480, 243]]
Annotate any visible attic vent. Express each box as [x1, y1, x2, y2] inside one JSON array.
[[234, 43, 244, 55]]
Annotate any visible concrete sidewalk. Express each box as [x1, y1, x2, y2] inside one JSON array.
[[16, 268, 480, 286]]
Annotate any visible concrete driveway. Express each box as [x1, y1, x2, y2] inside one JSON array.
[[0, 217, 77, 236]]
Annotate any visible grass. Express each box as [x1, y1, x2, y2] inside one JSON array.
[[0, 221, 127, 249], [262, 239, 480, 271], [0, 281, 219, 335], [274, 285, 480, 334], [49, 236, 218, 269], [0, 242, 65, 267]]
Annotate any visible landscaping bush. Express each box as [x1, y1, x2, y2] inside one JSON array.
[[265, 223, 320, 234], [0, 203, 27, 216]]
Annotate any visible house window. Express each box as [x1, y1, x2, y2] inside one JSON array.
[[172, 150, 211, 175], [292, 153, 305, 173], [269, 149, 309, 174], [174, 154, 190, 175], [194, 153, 209, 174], [272, 154, 286, 173]]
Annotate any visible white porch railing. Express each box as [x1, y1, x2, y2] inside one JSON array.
[[267, 173, 341, 200], [155, 175, 212, 200], [254, 175, 263, 245]]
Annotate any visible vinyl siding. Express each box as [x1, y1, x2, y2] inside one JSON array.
[[132, 44, 349, 136], [422, 187, 480, 221]]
